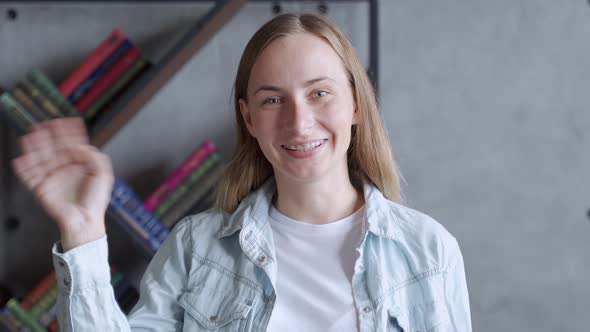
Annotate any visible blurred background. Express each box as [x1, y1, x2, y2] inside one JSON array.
[[0, 0, 588, 331]]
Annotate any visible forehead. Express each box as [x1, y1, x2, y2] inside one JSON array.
[[248, 32, 348, 89]]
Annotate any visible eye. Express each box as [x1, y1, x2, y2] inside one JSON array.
[[263, 97, 282, 105], [313, 90, 328, 98]]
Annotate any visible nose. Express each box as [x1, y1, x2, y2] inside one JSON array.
[[283, 98, 314, 134]]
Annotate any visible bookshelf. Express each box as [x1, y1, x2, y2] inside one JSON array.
[[0, 0, 378, 306], [0, 0, 247, 299], [88, 0, 246, 147]]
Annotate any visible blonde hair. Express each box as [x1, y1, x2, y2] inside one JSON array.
[[214, 13, 403, 212]]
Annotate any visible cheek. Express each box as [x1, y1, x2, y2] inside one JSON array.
[[250, 113, 277, 136], [321, 105, 356, 134]]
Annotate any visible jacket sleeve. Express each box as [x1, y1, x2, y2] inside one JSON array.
[[52, 217, 193, 331], [443, 238, 472, 332]]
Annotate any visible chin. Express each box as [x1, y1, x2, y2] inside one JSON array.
[[275, 165, 331, 183]]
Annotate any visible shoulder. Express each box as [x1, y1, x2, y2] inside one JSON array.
[[172, 207, 231, 240], [391, 201, 455, 243], [378, 199, 462, 271], [168, 208, 242, 261]]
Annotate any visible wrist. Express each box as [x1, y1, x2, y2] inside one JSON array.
[[60, 223, 106, 252]]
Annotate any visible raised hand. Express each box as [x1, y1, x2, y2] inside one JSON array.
[[11, 117, 114, 252]]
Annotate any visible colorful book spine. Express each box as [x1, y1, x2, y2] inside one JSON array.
[[29, 285, 57, 319], [75, 46, 142, 112], [38, 301, 57, 327], [144, 141, 216, 212], [0, 309, 20, 332], [28, 69, 79, 117], [111, 179, 169, 243], [84, 58, 149, 120], [5, 299, 45, 332], [68, 39, 133, 103], [20, 270, 56, 311], [0, 107, 26, 136], [20, 80, 63, 118], [106, 202, 159, 256], [154, 153, 221, 220], [0, 91, 37, 133], [47, 318, 59, 332], [12, 88, 50, 122], [161, 165, 225, 228], [59, 28, 126, 97]]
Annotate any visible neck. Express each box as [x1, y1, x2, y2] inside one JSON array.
[[272, 169, 364, 225]]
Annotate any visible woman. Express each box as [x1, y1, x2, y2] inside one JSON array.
[[12, 13, 471, 332]]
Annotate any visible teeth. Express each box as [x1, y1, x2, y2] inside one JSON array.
[[284, 139, 325, 151]]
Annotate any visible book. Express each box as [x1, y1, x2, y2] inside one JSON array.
[[161, 164, 224, 228], [68, 39, 133, 103], [106, 202, 159, 256], [112, 179, 169, 243], [28, 69, 80, 117], [153, 152, 221, 219], [47, 319, 58, 332], [186, 186, 216, 216], [0, 91, 37, 134], [19, 271, 56, 311], [144, 140, 217, 212], [0, 309, 21, 332], [5, 299, 45, 332], [59, 28, 126, 97], [84, 58, 150, 121], [20, 80, 63, 118], [11, 87, 50, 122], [75, 46, 142, 113], [38, 301, 56, 327], [28, 286, 57, 319]]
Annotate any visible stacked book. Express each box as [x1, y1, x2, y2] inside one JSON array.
[[143, 140, 224, 229], [0, 268, 138, 332], [0, 70, 80, 135], [0, 28, 151, 135], [107, 178, 169, 257], [59, 28, 151, 126]]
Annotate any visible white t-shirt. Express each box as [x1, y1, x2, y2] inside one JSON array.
[[266, 205, 365, 332]]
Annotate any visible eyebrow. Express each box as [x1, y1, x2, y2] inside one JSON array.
[[253, 76, 334, 95]]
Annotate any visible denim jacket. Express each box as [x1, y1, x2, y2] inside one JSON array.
[[52, 177, 472, 331]]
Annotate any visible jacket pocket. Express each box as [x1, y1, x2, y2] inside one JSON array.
[[387, 299, 449, 332], [179, 287, 254, 331]]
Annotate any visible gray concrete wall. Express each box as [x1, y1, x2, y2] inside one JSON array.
[[1, 1, 589, 331], [380, 1, 590, 330]]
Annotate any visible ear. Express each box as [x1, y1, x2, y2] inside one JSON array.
[[239, 98, 256, 138]]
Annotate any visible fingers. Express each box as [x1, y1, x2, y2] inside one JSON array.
[[17, 117, 90, 168], [19, 127, 54, 154], [45, 117, 89, 146], [12, 117, 102, 191], [12, 143, 113, 193], [11, 154, 45, 191], [19, 117, 88, 154], [67, 144, 113, 178]]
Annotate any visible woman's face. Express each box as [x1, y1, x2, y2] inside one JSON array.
[[239, 32, 358, 182]]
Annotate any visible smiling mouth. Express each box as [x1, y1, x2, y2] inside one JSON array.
[[281, 139, 327, 151]]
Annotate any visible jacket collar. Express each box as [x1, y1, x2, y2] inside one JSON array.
[[217, 176, 398, 240]]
